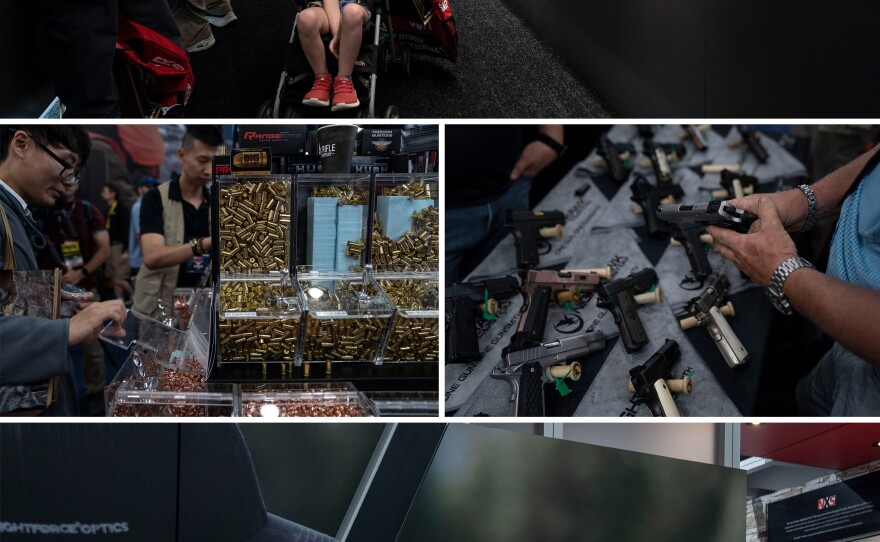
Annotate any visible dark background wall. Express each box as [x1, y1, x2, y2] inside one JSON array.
[[1, 4, 57, 117], [503, 0, 880, 117]]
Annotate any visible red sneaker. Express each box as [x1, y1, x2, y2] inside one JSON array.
[[331, 76, 360, 111], [303, 73, 332, 107]]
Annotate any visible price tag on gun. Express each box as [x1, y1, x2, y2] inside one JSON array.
[[627, 339, 692, 417], [491, 331, 606, 417]]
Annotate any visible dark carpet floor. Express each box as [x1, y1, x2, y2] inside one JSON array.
[[187, 0, 616, 118]]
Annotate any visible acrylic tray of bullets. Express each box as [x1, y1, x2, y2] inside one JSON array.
[[105, 342, 234, 417], [296, 175, 371, 273], [217, 274, 306, 365], [298, 273, 395, 364], [364, 391, 439, 416], [100, 308, 205, 374], [375, 274, 439, 362], [372, 174, 439, 272], [238, 382, 378, 417], [218, 177, 292, 274]]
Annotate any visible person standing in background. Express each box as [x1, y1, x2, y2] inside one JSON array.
[[34, 180, 111, 414], [128, 175, 158, 287], [133, 125, 222, 319], [167, 0, 238, 52], [43, 1, 183, 117], [445, 125, 565, 284], [101, 182, 133, 303]]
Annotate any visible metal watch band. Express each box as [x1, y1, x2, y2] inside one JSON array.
[[766, 256, 815, 315], [797, 184, 818, 232]]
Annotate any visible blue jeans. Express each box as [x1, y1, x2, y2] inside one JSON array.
[[796, 342, 880, 416], [445, 176, 531, 284]]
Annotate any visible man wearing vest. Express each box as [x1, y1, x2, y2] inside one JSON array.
[[709, 144, 880, 416], [134, 125, 222, 320]]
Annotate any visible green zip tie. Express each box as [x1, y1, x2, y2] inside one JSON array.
[[482, 288, 497, 321], [554, 366, 574, 396], [562, 301, 575, 312]]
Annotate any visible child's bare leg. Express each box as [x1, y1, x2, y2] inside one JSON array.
[[298, 6, 331, 75], [336, 3, 369, 77]]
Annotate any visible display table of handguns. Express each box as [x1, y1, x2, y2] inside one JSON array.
[[446, 124, 807, 417]]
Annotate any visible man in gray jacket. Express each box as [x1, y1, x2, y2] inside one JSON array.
[[0, 126, 126, 416]]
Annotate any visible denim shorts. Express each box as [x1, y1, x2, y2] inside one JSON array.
[[307, 0, 372, 15]]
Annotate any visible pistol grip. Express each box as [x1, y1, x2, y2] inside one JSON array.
[[649, 379, 680, 417], [517, 362, 544, 417], [616, 298, 649, 353]]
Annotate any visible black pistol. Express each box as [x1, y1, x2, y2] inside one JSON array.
[[597, 134, 633, 183], [493, 331, 606, 416], [630, 174, 684, 239], [711, 169, 758, 200], [628, 339, 690, 417], [597, 268, 662, 353], [736, 126, 769, 164], [670, 224, 714, 283], [505, 209, 565, 268], [445, 276, 522, 364]]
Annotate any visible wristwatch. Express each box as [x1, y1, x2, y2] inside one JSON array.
[[765, 256, 815, 315], [797, 184, 818, 232], [536, 133, 567, 159], [80, 266, 91, 277]]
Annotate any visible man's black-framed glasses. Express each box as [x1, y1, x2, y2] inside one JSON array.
[[10, 129, 81, 185]]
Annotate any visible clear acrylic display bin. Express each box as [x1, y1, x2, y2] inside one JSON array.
[[218, 177, 292, 274], [375, 274, 439, 362], [105, 344, 234, 417], [373, 174, 439, 272], [99, 309, 203, 373], [238, 382, 378, 417], [295, 175, 371, 273], [365, 391, 439, 416], [217, 274, 306, 364], [298, 272, 395, 363]]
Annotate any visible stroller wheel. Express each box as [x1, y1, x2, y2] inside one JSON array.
[[282, 104, 304, 118], [257, 100, 276, 118], [384, 105, 400, 119]]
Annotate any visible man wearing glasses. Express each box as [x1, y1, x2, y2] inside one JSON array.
[[0, 126, 126, 416]]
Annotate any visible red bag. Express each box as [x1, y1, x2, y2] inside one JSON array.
[[391, 0, 459, 63], [115, 16, 194, 117]]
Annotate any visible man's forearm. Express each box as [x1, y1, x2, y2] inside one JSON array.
[[85, 244, 110, 273], [143, 242, 194, 270], [538, 125, 564, 145], [812, 144, 880, 218], [86, 231, 110, 272], [784, 268, 880, 366]]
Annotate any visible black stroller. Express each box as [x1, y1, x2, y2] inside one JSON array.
[[258, 0, 404, 119]]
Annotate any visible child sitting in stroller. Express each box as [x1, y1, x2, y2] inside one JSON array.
[[300, 0, 373, 111]]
